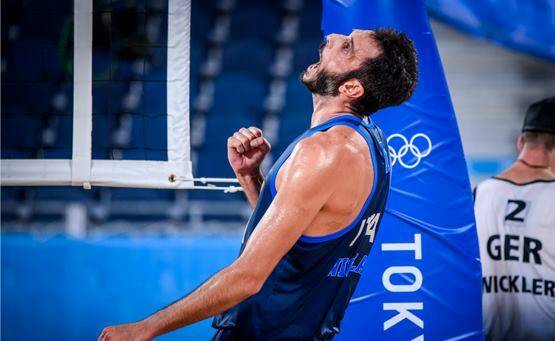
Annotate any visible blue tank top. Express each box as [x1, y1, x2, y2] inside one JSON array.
[[213, 114, 391, 340]]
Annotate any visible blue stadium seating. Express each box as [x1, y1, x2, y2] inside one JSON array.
[[120, 149, 167, 161], [43, 48, 69, 81], [49, 114, 73, 149], [231, 6, 280, 40], [1, 115, 42, 149], [92, 81, 126, 114], [110, 61, 136, 82], [1, 0, 322, 222], [191, 5, 214, 41], [293, 41, 320, 74], [93, 53, 111, 82], [211, 73, 266, 118], [223, 39, 274, 76], [15, 0, 73, 14], [2, 83, 54, 114], [0, 187, 25, 201], [92, 114, 114, 153], [3, 49, 44, 82], [143, 47, 167, 81], [29, 187, 97, 201], [1, 149, 36, 159], [43, 14, 72, 48], [11, 14, 49, 48], [284, 75, 312, 113], [110, 188, 174, 201], [189, 43, 202, 96], [299, 5, 322, 40], [41, 147, 72, 159], [127, 115, 167, 153], [141, 81, 167, 117]]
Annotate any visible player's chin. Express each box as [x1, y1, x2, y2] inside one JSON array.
[[301, 68, 316, 83], [306, 62, 320, 75]]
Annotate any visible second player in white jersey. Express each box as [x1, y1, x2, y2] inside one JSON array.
[[475, 177, 555, 340]]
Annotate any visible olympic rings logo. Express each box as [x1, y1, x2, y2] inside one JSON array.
[[387, 133, 432, 169]]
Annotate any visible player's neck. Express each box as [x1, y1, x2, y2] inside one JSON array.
[[310, 95, 363, 128], [497, 148, 555, 183], [518, 146, 554, 170]]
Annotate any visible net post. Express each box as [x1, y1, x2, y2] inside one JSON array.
[[72, 0, 93, 188], [167, 0, 192, 178]]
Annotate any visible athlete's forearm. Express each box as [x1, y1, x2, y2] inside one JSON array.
[[236, 169, 264, 208], [141, 262, 261, 339]]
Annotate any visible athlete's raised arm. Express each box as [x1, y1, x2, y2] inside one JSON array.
[[227, 126, 270, 208], [98, 136, 342, 341]]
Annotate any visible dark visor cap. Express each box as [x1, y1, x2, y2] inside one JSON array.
[[522, 97, 555, 134]]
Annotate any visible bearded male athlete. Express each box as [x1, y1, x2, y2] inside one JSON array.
[[99, 28, 418, 341]]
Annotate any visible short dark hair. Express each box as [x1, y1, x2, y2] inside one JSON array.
[[522, 131, 555, 150], [348, 28, 418, 114]]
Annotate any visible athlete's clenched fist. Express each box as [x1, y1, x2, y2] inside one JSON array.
[[227, 126, 271, 176]]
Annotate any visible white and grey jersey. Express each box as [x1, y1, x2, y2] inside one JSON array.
[[474, 177, 555, 341]]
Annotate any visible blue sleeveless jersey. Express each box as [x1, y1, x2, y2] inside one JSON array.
[[213, 114, 391, 340]]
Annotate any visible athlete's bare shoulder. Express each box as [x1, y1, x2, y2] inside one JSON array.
[[288, 131, 346, 173], [276, 125, 373, 193], [274, 131, 347, 195], [295, 125, 370, 164]]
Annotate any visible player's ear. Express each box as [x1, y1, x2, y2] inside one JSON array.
[[517, 134, 524, 152], [339, 78, 364, 100]]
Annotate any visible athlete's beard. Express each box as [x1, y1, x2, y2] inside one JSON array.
[[300, 67, 343, 96], [300, 64, 373, 116]]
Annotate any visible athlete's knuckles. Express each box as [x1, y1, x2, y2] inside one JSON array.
[[241, 132, 255, 141], [249, 127, 262, 136], [234, 132, 248, 142]]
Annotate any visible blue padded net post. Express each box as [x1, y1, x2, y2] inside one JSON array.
[[321, 0, 484, 339]]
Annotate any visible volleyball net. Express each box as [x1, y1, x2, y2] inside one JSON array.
[[1, 0, 240, 191]]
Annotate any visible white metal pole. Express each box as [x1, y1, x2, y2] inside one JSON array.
[[167, 0, 191, 166], [72, 0, 93, 189]]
